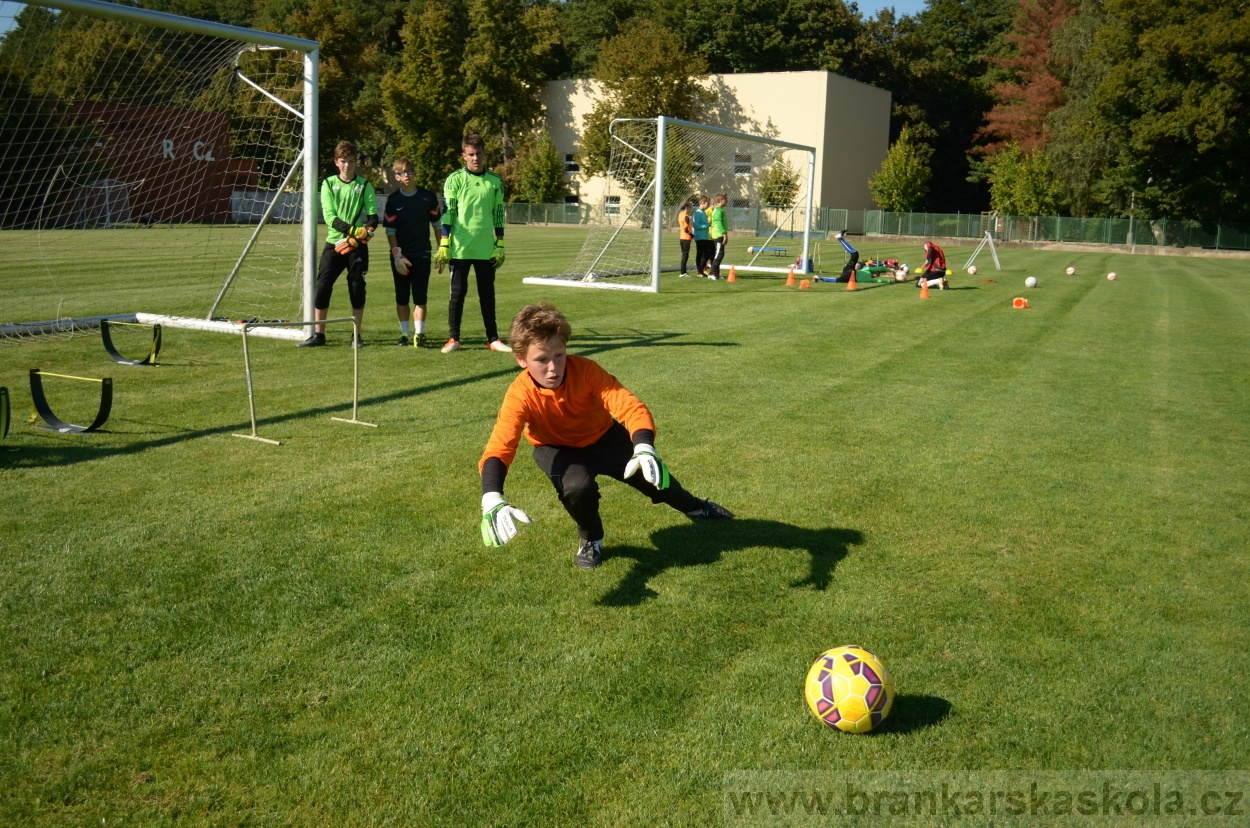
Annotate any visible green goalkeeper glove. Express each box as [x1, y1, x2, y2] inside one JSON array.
[[391, 247, 411, 276], [623, 443, 670, 490], [489, 239, 505, 269], [480, 492, 532, 547], [434, 237, 451, 273]]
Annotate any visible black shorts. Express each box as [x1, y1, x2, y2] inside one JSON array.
[[393, 255, 432, 305]]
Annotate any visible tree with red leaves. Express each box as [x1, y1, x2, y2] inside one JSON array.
[[978, 0, 1076, 153]]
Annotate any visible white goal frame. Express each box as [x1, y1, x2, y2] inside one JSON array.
[[524, 116, 817, 293], [9, 0, 319, 341]]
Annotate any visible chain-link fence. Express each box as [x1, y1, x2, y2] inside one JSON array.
[[504, 203, 1250, 250]]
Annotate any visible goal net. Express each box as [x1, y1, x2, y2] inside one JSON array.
[[0, 0, 319, 343], [524, 116, 815, 293]]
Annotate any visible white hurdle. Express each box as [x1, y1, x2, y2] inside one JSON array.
[[234, 317, 377, 445]]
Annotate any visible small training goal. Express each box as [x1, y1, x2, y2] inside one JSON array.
[[524, 116, 816, 293]]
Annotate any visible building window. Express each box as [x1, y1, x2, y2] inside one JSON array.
[[565, 153, 579, 173], [564, 195, 580, 214], [605, 195, 621, 217], [734, 154, 752, 177], [733, 199, 750, 208]]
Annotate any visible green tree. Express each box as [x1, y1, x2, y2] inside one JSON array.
[[869, 124, 932, 211], [987, 142, 1058, 215], [381, 0, 469, 190], [462, 0, 561, 163], [760, 158, 801, 208], [513, 130, 569, 203], [579, 20, 715, 179]]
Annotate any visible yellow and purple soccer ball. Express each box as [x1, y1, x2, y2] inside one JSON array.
[[804, 645, 895, 733]]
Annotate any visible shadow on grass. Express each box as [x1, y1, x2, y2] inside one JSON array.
[[874, 694, 953, 735], [3, 330, 739, 468], [599, 518, 862, 606]]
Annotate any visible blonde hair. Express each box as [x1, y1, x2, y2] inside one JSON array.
[[698, 196, 710, 207], [714, 192, 728, 206], [509, 303, 572, 357], [392, 156, 413, 173]]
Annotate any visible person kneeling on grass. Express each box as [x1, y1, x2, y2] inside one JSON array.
[[918, 240, 950, 290], [478, 303, 733, 569]]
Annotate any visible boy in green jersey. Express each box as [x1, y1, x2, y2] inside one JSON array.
[[300, 140, 378, 348], [707, 192, 729, 279], [433, 133, 509, 354]]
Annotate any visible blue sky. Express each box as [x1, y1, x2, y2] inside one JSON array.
[[857, 0, 931, 19]]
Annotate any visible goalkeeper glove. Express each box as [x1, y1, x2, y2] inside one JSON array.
[[480, 492, 532, 547], [334, 236, 362, 255], [391, 247, 411, 276], [352, 224, 375, 242], [434, 237, 451, 273], [489, 239, 505, 269], [623, 443, 670, 490]]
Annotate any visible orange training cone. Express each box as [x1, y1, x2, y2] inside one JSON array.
[[727, 265, 737, 282], [919, 277, 930, 299], [1013, 297, 1030, 308], [847, 270, 858, 291], [799, 279, 811, 290], [786, 267, 796, 287]]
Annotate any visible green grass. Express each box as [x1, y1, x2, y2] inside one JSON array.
[[2, 228, 1248, 824]]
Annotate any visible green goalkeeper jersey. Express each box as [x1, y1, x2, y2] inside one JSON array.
[[321, 175, 378, 245], [443, 168, 505, 260]]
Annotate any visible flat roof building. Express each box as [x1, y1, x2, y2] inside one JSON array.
[[542, 70, 891, 211]]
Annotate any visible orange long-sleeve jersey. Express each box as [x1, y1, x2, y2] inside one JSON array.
[[479, 355, 656, 473], [677, 208, 694, 241]]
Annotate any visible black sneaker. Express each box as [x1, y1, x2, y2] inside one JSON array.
[[575, 538, 603, 569], [352, 336, 367, 348], [415, 333, 427, 348], [397, 335, 410, 346], [687, 500, 734, 520], [297, 332, 325, 348]]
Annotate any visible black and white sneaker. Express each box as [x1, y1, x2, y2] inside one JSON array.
[[397, 335, 410, 346], [687, 500, 734, 521], [352, 336, 367, 348], [575, 538, 603, 569], [297, 332, 326, 348]]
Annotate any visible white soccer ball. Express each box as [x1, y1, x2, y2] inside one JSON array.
[[894, 270, 906, 282], [1066, 266, 1076, 275], [1107, 272, 1117, 280], [1025, 276, 1038, 288], [901, 264, 910, 275], [747, 246, 756, 254], [967, 265, 978, 275], [583, 273, 598, 283]]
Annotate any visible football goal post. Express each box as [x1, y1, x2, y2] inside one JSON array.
[[0, 0, 319, 343], [524, 116, 816, 293]]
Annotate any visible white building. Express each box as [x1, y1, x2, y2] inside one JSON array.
[[541, 70, 891, 211]]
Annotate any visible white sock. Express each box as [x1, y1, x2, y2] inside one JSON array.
[[399, 321, 410, 335], [414, 320, 425, 334]]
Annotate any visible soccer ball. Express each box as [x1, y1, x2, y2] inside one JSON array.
[[1025, 276, 1038, 288], [804, 645, 895, 733], [1066, 266, 1076, 275], [1107, 272, 1117, 280], [582, 273, 598, 283], [747, 246, 757, 254], [894, 270, 907, 282], [967, 265, 977, 275]]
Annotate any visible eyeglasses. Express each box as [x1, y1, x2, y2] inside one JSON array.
[[394, 170, 414, 178]]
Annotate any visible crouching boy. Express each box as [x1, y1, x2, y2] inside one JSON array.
[[478, 303, 733, 569]]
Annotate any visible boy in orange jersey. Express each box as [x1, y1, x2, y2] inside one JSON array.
[[479, 303, 733, 569]]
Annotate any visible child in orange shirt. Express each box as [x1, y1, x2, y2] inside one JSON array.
[[479, 303, 733, 569]]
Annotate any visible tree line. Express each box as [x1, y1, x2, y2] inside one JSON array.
[[3, 0, 1245, 223]]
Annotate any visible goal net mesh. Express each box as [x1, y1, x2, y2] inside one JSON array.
[[535, 118, 812, 292], [0, 1, 307, 341]]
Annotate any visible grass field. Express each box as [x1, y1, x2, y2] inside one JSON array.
[[2, 227, 1248, 824]]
